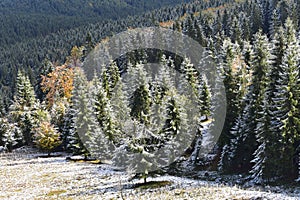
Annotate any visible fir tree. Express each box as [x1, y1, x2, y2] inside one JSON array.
[[101, 61, 120, 99], [230, 16, 242, 45], [0, 117, 22, 152], [251, 18, 300, 183], [199, 77, 211, 120], [66, 70, 90, 158], [243, 30, 272, 173], [128, 63, 152, 125], [94, 72, 120, 142], [126, 121, 156, 183], [271, 19, 300, 181], [10, 70, 38, 146], [218, 39, 242, 147]]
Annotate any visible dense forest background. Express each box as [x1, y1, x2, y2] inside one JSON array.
[[1, 0, 300, 185], [0, 0, 192, 46], [0, 0, 196, 105]]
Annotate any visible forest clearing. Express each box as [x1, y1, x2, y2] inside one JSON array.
[[1, 148, 299, 200]]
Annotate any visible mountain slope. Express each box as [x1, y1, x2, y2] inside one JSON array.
[[0, 0, 192, 46]]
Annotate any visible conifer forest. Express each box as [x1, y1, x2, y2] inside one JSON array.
[[1, 0, 300, 199]]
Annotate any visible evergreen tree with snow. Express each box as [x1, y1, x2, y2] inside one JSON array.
[[269, 18, 300, 181], [178, 57, 209, 162], [160, 88, 191, 162], [110, 76, 131, 136], [219, 110, 249, 173], [126, 121, 156, 183], [162, 89, 183, 141], [218, 39, 243, 147], [199, 77, 211, 120], [220, 31, 272, 174], [269, 8, 281, 38], [9, 70, 38, 146], [0, 117, 22, 152], [242, 30, 272, 172], [269, 26, 285, 98], [230, 16, 242, 45], [66, 70, 90, 158], [128, 63, 152, 125], [251, 18, 300, 183], [250, 76, 278, 183], [218, 40, 252, 173], [61, 105, 74, 151], [101, 62, 120, 99], [90, 73, 117, 158], [94, 72, 120, 142], [180, 57, 200, 96]]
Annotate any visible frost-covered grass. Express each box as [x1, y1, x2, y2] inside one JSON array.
[[0, 148, 299, 200]]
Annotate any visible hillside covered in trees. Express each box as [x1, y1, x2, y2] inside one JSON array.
[[1, 0, 300, 192], [0, 0, 192, 46]]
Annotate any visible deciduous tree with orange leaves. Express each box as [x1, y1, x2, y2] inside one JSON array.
[[40, 46, 84, 108], [41, 64, 75, 108]]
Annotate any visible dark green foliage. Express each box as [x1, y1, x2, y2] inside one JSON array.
[[130, 85, 152, 124], [163, 96, 181, 138], [199, 80, 211, 119], [9, 71, 38, 146], [218, 39, 243, 147], [66, 70, 90, 157], [0, 0, 193, 47], [2, 0, 300, 184]]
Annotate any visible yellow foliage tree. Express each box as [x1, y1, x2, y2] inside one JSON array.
[[34, 122, 62, 156]]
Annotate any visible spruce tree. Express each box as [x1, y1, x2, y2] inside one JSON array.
[[66, 70, 90, 158], [94, 72, 120, 142], [230, 16, 242, 45], [101, 62, 120, 99], [10, 70, 37, 146], [269, 26, 285, 98], [110, 76, 131, 135], [199, 77, 211, 120], [269, 8, 281, 38], [0, 117, 22, 152], [251, 18, 300, 183], [220, 31, 272, 174], [243, 30, 272, 173], [218, 39, 242, 147], [126, 121, 156, 183], [128, 63, 152, 125], [250, 75, 278, 183], [219, 112, 248, 173], [270, 19, 300, 181], [219, 41, 252, 173]]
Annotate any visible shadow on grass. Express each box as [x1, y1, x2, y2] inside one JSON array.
[[65, 178, 173, 198]]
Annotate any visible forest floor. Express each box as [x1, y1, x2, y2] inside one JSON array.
[[0, 147, 299, 200]]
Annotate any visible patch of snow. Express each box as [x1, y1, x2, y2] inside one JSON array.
[[0, 149, 299, 200]]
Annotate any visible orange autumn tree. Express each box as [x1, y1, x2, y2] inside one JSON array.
[[41, 64, 75, 108], [41, 46, 84, 108]]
